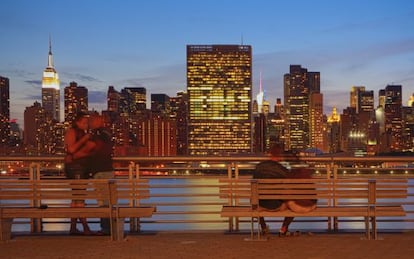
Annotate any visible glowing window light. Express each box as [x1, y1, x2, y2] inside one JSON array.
[[374, 170, 378, 174], [356, 170, 360, 174], [390, 170, 394, 174], [343, 170, 347, 174]]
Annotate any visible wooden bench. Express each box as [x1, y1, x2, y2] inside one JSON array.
[[0, 179, 156, 242], [109, 179, 156, 240], [220, 178, 407, 240]]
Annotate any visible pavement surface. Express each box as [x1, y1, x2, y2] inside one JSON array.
[[1, 231, 414, 259]]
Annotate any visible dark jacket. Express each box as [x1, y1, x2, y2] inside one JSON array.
[[88, 127, 114, 175]]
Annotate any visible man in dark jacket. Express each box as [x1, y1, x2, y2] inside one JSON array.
[[88, 113, 114, 235], [253, 145, 294, 236]]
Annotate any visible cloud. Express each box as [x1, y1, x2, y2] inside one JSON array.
[[115, 63, 186, 95], [22, 94, 41, 101], [61, 72, 102, 83], [88, 90, 107, 103], [0, 69, 36, 79], [24, 80, 42, 86]]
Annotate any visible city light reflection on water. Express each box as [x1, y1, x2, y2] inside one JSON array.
[[8, 177, 414, 234]]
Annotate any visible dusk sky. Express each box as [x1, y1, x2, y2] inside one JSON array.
[[1, 0, 414, 126]]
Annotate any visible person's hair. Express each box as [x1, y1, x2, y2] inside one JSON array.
[[269, 144, 284, 157], [72, 112, 89, 128]]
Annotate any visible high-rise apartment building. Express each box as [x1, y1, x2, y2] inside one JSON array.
[[120, 87, 146, 114], [0, 76, 10, 146], [383, 85, 403, 151], [350, 86, 365, 112], [358, 90, 374, 113], [64, 82, 88, 124], [41, 39, 60, 121], [187, 45, 252, 156], [138, 114, 177, 156], [24, 102, 45, 150], [151, 94, 171, 116], [326, 107, 341, 153], [107, 86, 121, 112], [310, 92, 324, 151], [284, 65, 321, 151], [170, 91, 188, 155]]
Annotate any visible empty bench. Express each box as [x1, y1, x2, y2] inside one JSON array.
[[0, 179, 155, 242], [220, 178, 407, 240]]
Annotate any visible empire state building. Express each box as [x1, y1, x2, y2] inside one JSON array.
[[42, 39, 60, 121]]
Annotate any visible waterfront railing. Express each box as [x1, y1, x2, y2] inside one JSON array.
[[1, 156, 413, 233]]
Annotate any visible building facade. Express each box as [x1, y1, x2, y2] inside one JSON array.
[[284, 65, 321, 151], [41, 39, 60, 122], [0, 76, 10, 146], [64, 82, 88, 125], [187, 45, 252, 156]]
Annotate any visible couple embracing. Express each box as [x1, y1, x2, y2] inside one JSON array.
[[64, 112, 114, 235]]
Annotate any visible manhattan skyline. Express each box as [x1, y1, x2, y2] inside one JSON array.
[[1, 0, 413, 125]]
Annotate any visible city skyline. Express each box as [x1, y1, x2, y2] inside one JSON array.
[[1, 0, 414, 126]]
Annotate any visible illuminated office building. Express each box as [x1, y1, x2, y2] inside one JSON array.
[[107, 86, 121, 112], [350, 86, 365, 112], [0, 76, 10, 146], [138, 114, 177, 156], [383, 85, 403, 151], [326, 107, 341, 153], [64, 82, 88, 125], [187, 45, 252, 155], [120, 87, 146, 114], [310, 92, 324, 151], [170, 91, 188, 155], [151, 94, 171, 116], [41, 38, 60, 121], [284, 65, 321, 151]]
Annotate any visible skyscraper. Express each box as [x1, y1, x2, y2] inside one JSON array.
[[0, 76, 10, 145], [284, 65, 321, 151], [170, 91, 188, 155], [64, 82, 88, 124], [151, 94, 171, 116], [187, 45, 252, 156], [120, 87, 147, 114], [350, 86, 365, 112], [383, 85, 403, 151], [41, 38, 60, 121]]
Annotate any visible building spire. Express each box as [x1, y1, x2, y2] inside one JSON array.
[[256, 71, 264, 113], [48, 35, 54, 68]]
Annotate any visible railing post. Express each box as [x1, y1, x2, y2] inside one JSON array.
[[227, 163, 232, 178], [29, 163, 42, 233], [135, 163, 140, 179], [368, 179, 377, 240], [234, 162, 239, 179], [128, 162, 135, 180], [29, 162, 40, 180]]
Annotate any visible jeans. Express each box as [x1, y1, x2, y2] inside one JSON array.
[[93, 171, 114, 234]]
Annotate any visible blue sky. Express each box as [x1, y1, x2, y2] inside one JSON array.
[[1, 0, 414, 125]]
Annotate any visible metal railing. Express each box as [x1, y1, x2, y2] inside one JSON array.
[[1, 155, 413, 233]]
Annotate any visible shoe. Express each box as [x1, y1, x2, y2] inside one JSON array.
[[278, 230, 292, 237], [261, 225, 270, 235], [69, 229, 83, 235]]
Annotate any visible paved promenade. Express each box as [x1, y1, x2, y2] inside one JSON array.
[[1, 231, 414, 259]]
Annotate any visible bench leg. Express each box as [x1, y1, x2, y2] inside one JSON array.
[[0, 218, 13, 242], [111, 217, 125, 241], [243, 217, 266, 241], [364, 216, 370, 240], [371, 216, 377, 240]]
